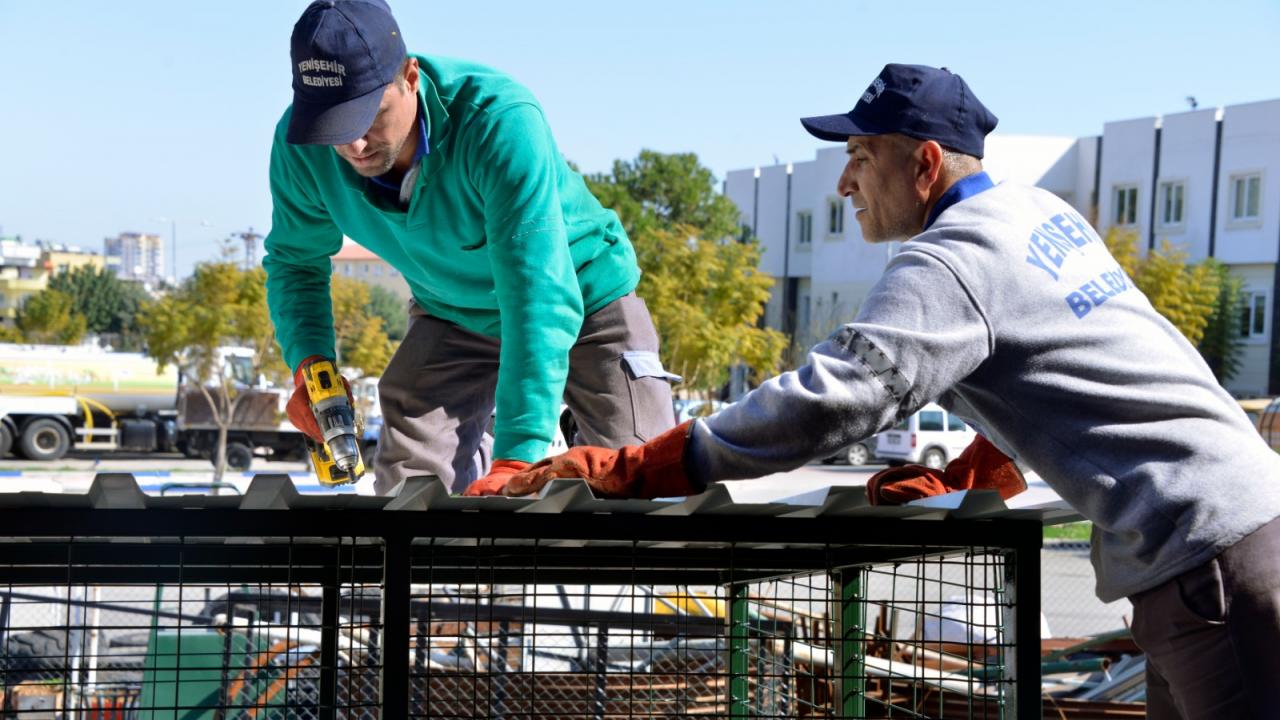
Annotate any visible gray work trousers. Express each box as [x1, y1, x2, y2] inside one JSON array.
[[1129, 514, 1280, 719], [373, 293, 677, 495]]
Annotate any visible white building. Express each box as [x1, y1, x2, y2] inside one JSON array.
[[725, 97, 1280, 396], [104, 231, 164, 285]]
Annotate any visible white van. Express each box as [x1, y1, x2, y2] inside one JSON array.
[[874, 403, 976, 469]]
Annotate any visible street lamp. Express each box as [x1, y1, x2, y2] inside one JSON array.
[[155, 217, 211, 283]]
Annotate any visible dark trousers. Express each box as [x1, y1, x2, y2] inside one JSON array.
[[1129, 515, 1280, 719], [373, 293, 677, 494]]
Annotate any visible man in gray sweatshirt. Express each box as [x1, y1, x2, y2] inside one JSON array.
[[496, 64, 1280, 718]]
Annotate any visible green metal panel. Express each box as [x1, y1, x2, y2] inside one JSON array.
[[728, 582, 750, 718], [835, 569, 866, 718], [138, 630, 284, 720]]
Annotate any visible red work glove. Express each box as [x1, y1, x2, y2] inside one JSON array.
[[462, 459, 533, 496], [284, 355, 352, 445], [866, 434, 1026, 505], [503, 421, 702, 499]]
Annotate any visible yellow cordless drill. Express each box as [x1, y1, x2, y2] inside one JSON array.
[[300, 359, 365, 485]]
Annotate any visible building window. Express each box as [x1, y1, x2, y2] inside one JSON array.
[[1240, 291, 1267, 339], [1230, 173, 1262, 222], [827, 199, 844, 235], [1112, 185, 1138, 226], [796, 211, 813, 244], [1158, 180, 1185, 228]]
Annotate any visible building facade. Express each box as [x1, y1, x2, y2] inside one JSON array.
[[331, 240, 412, 301], [0, 238, 104, 326], [104, 232, 164, 285], [725, 98, 1280, 396]]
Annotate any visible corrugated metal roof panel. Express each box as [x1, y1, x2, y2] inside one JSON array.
[[0, 473, 1083, 526]]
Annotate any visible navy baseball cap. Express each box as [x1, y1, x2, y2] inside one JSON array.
[[287, 0, 407, 145], [800, 64, 998, 158]]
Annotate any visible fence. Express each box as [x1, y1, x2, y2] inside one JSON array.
[[0, 474, 1063, 718]]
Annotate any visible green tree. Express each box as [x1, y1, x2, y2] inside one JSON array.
[[586, 150, 785, 396], [1104, 229, 1219, 346], [47, 265, 152, 349], [331, 276, 395, 377], [586, 150, 743, 242], [139, 262, 284, 483], [1198, 260, 1246, 383], [16, 289, 87, 345], [0, 323, 26, 343], [637, 225, 787, 395], [364, 284, 408, 341]]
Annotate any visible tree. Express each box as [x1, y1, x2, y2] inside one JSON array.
[[1104, 229, 1219, 346], [364, 284, 408, 342], [46, 266, 152, 349], [331, 276, 395, 377], [16, 289, 87, 345], [1198, 260, 1246, 383], [586, 151, 786, 396], [139, 262, 283, 483], [586, 150, 743, 241], [637, 225, 787, 396], [0, 323, 25, 343]]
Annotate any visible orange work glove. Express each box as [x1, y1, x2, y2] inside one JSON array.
[[866, 434, 1026, 505], [284, 355, 352, 445], [462, 459, 533, 496], [502, 421, 702, 499]]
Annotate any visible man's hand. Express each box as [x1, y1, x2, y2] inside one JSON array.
[[502, 421, 701, 499], [285, 355, 352, 445], [866, 434, 1026, 505], [462, 459, 532, 496]]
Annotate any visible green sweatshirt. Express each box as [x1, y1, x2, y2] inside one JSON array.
[[263, 54, 639, 462]]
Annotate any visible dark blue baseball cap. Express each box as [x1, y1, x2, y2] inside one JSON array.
[[287, 0, 407, 145], [800, 64, 998, 159]]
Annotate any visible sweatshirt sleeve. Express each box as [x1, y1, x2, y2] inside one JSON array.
[[465, 103, 584, 462], [688, 248, 993, 481], [262, 123, 344, 372]]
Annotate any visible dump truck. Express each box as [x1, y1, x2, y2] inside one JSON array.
[[0, 343, 307, 469]]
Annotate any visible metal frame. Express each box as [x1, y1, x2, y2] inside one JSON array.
[[0, 474, 1061, 718]]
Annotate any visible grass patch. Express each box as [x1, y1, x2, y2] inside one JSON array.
[[1044, 521, 1092, 541]]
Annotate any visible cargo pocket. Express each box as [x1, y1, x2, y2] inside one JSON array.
[[621, 351, 681, 441]]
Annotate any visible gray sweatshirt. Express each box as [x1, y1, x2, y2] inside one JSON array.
[[689, 179, 1280, 602]]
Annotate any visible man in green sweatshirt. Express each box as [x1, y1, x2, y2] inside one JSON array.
[[267, 0, 677, 494]]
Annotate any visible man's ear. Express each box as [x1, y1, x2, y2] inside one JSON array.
[[915, 140, 944, 199], [402, 57, 420, 93]]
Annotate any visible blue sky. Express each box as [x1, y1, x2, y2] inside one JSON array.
[[2, 1, 1278, 279]]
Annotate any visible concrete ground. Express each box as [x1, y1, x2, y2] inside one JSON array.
[[0, 452, 1129, 639]]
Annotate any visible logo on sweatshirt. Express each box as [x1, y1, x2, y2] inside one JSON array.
[[298, 58, 346, 88], [862, 77, 886, 105]]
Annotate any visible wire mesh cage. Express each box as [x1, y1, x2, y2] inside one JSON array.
[[0, 475, 1050, 719]]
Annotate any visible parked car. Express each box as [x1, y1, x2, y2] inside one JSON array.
[[874, 403, 976, 469], [821, 435, 879, 466]]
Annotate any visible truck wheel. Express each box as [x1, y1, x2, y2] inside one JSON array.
[[0, 422, 12, 458], [19, 419, 71, 461], [224, 442, 253, 472]]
